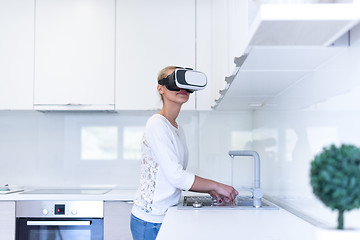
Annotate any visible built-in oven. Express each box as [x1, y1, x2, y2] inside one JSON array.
[[16, 201, 104, 240]]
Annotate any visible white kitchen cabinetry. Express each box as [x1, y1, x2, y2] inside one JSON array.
[[212, 2, 360, 110], [196, 0, 248, 110], [212, 46, 347, 110], [115, 0, 196, 110], [0, 201, 15, 240], [104, 201, 133, 240], [248, 3, 360, 47], [0, 0, 34, 110], [34, 0, 115, 111]]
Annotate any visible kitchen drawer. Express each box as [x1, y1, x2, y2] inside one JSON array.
[[104, 201, 133, 240], [0, 201, 15, 240]]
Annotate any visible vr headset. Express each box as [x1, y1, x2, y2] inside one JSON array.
[[158, 67, 207, 93]]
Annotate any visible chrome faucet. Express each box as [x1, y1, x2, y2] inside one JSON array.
[[228, 150, 264, 208]]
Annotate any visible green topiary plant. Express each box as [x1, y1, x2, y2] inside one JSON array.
[[310, 144, 360, 230]]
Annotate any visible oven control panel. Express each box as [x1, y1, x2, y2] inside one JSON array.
[[40, 203, 77, 217], [16, 201, 104, 218], [54, 204, 65, 215]]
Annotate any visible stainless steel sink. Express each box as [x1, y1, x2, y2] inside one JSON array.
[[177, 196, 279, 210]]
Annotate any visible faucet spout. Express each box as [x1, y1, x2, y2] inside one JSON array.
[[228, 150, 260, 189], [228, 150, 263, 208]]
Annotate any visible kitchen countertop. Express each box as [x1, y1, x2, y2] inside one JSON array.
[[267, 195, 360, 230], [157, 193, 360, 240], [157, 203, 317, 240], [0, 188, 136, 201], [3, 189, 360, 239]]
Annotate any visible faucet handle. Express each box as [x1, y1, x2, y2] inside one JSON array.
[[253, 188, 264, 199], [240, 186, 263, 199], [240, 186, 263, 208]]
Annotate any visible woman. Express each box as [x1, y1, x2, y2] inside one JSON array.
[[130, 66, 238, 240]]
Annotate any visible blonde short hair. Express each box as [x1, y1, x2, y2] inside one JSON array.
[[157, 66, 177, 102], [157, 66, 177, 82]]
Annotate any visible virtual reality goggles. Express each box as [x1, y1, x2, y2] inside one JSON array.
[[158, 67, 207, 93]]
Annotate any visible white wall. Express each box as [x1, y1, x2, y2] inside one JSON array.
[[0, 110, 253, 189], [252, 26, 360, 197], [1, 44, 360, 194]]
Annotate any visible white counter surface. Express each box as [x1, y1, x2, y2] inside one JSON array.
[[156, 193, 360, 240], [3, 189, 360, 239], [0, 189, 137, 201], [157, 204, 317, 240]]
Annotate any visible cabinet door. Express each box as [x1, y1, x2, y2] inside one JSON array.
[[0, 201, 15, 240], [34, 0, 115, 110], [196, 0, 248, 110], [115, 0, 196, 110], [104, 201, 133, 240], [0, 0, 34, 110]]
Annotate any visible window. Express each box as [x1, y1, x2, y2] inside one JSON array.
[[81, 126, 118, 160]]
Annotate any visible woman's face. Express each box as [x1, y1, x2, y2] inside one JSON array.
[[158, 69, 190, 105]]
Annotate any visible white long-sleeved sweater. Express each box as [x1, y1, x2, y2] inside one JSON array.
[[131, 114, 195, 223]]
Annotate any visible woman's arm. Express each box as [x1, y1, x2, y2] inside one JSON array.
[[189, 175, 238, 202]]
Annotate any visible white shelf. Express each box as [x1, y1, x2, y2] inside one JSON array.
[[248, 3, 360, 46], [212, 2, 360, 111], [212, 46, 348, 110]]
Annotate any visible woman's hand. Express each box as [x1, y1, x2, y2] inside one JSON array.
[[190, 176, 238, 203], [210, 183, 238, 203], [208, 190, 222, 201]]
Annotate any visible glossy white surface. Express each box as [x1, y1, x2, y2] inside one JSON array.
[[115, 0, 196, 111], [269, 195, 360, 231], [34, 0, 115, 109], [157, 205, 317, 240], [0, 189, 136, 201], [0, 111, 253, 190], [214, 46, 360, 110], [0, 0, 34, 110], [248, 3, 360, 46], [0, 201, 15, 240]]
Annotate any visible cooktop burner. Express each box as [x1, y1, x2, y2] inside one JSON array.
[[22, 189, 111, 195]]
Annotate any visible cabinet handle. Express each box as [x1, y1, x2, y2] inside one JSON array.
[[66, 103, 86, 106]]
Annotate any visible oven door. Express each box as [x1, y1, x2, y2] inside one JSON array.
[[16, 218, 103, 240]]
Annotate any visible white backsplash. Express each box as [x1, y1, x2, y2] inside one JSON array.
[[252, 32, 360, 196], [0, 110, 253, 190]]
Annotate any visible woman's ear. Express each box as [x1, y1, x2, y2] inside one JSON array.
[[157, 84, 164, 95]]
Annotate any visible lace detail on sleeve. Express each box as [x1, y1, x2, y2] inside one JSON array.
[[134, 136, 159, 213]]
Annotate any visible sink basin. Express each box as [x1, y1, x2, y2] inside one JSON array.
[[178, 196, 279, 210]]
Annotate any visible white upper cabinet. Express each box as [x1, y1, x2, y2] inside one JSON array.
[[212, 46, 348, 110], [248, 3, 360, 47], [0, 0, 34, 110], [196, 0, 248, 110], [34, 0, 115, 111], [115, 0, 196, 110], [212, 1, 360, 110]]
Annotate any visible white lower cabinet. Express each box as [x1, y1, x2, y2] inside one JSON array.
[[0, 201, 15, 240], [104, 201, 133, 240]]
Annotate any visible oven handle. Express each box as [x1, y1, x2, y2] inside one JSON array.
[[27, 221, 91, 226]]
